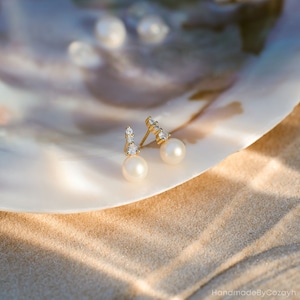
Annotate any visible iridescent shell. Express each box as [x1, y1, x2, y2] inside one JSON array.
[[0, 0, 298, 212]]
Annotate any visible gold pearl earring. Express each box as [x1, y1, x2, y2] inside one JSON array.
[[122, 126, 148, 182], [139, 116, 186, 165]]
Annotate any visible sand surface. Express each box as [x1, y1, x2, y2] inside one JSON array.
[[0, 104, 299, 299]]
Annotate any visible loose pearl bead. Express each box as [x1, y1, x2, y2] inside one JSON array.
[[122, 156, 148, 182], [160, 138, 186, 165], [68, 41, 103, 69], [137, 15, 169, 44], [95, 15, 126, 49]]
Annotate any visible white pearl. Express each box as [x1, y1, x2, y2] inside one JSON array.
[[122, 156, 148, 182], [95, 15, 126, 49], [137, 15, 169, 44], [68, 41, 103, 69], [160, 138, 186, 165]]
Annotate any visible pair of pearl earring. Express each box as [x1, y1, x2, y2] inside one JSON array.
[[122, 116, 186, 182]]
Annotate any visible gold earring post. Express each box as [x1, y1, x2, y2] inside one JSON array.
[[139, 129, 151, 148], [139, 116, 157, 148]]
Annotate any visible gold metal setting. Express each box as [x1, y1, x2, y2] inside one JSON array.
[[139, 116, 170, 148], [124, 126, 140, 156]]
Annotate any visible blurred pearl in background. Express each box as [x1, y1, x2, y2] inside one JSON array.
[[137, 15, 170, 44], [95, 15, 127, 49], [68, 41, 103, 69]]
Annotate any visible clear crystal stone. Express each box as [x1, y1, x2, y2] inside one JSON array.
[[126, 135, 134, 143], [154, 125, 160, 131], [149, 118, 156, 125], [125, 126, 133, 135], [158, 130, 168, 141], [127, 143, 139, 155]]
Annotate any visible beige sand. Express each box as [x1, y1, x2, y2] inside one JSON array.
[[0, 104, 299, 299]]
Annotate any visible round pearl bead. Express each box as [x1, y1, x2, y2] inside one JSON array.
[[160, 138, 186, 165], [95, 15, 126, 49], [137, 15, 169, 44], [68, 41, 103, 69], [122, 156, 148, 182]]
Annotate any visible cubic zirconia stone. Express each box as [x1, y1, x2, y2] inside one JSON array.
[[158, 130, 168, 141], [126, 135, 134, 143], [125, 127, 133, 135], [127, 143, 139, 155], [154, 125, 160, 131], [149, 118, 156, 125]]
